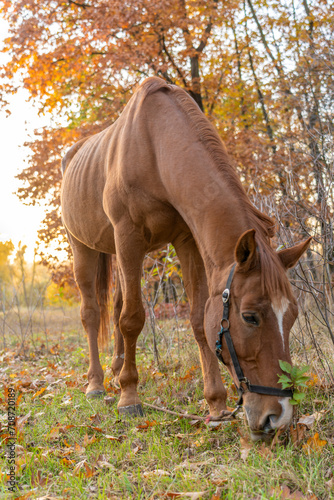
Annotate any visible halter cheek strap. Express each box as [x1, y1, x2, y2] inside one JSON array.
[[215, 263, 293, 405]]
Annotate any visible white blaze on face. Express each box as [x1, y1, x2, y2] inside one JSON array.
[[271, 297, 289, 349]]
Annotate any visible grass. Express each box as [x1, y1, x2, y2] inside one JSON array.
[[0, 310, 333, 499]]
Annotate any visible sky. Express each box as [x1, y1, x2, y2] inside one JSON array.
[[0, 19, 50, 262]]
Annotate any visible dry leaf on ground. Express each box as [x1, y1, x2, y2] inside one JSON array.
[[165, 492, 207, 499], [32, 387, 46, 399], [257, 442, 274, 458], [73, 459, 97, 478], [325, 477, 334, 490], [104, 434, 126, 442], [238, 433, 252, 461], [302, 433, 327, 453], [90, 413, 102, 425], [298, 410, 329, 429], [136, 420, 158, 430], [83, 433, 97, 447], [290, 423, 308, 446], [270, 484, 318, 499], [143, 469, 171, 478], [16, 411, 32, 431]]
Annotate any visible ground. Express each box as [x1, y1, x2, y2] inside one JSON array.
[[0, 308, 333, 499]]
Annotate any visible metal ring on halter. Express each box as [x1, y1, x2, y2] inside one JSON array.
[[221, 318, 230, 330]]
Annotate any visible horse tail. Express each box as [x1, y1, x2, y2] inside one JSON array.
[[96, 252, 113, 350]]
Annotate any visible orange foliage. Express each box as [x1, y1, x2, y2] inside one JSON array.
[[0, 0, 333, 274]]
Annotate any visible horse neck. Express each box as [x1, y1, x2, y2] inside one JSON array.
[[161, 142, 268, 293], [141, 89, 271, 293]]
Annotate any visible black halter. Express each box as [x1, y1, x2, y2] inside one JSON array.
[[215, 263, 293, 405]]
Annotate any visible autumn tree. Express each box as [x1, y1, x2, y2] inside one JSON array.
[[0, 0, 333, 276], [0, 239, 14, 285]]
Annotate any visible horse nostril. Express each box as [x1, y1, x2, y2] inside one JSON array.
[[262, 415, 274, 433]]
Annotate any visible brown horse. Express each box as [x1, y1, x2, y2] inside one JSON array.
[[61, 77, 311, 441]]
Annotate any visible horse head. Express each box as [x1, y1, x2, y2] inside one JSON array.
[[205, 229, 311, 441]]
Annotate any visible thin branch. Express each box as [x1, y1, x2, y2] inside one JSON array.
[[161, 35, 188, 88], [143, 402, 236, 422], [68, 0, 89, 9]]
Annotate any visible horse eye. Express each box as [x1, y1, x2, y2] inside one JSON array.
[[242, 313, 260, 326]]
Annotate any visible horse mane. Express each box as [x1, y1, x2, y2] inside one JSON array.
[[255, 238, 294, 300], [137, 77, 292, 300]]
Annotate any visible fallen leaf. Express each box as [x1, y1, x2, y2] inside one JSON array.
[[62, 457, 75, 467], [238, 432, 252, 461], [40, 393, 55, 400], [211, 478, 228, 486], [325, 477, 334, 490], [269, 485, 310, 499], [34, 496, 62, 500], [16, 411, 32, 431], [297, 410, 328, 429], [73, 459, 96, 477], [325, 467, 333, 479], [90, 413, 102, 425], [12, 492, 34, 500], [84, 461, 96, 478], [143, 469, 171, 478], [104, 434, 126, 442], [297, 415, 315, 429], [47, 424, 75, 440], [96, 457, 115, 469], [290, 423, 307, 446], [257, 442, 273, 459], [16, 393, 23, 406], [60, 396, 72, 406], [165, 493, 207, 499], [32, 387, 46, 399], [35, 497, 63, 500], [74, 442, 85, 454], [31, 470, 48, 487], [83, 433, 96, 447], [302, 432, 327, 453], [136, 420, 158, 430], [131, 445, 142, 454]]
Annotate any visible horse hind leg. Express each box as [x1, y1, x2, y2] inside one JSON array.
[[71, 238, 112, 397]]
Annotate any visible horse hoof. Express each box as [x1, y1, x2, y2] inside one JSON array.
[[86, 389, 106, 399], [118, 404, 144, 417]]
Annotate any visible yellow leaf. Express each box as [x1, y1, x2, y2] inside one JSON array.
[[302, 432, 327, 453], [32, 387, 46, 399]]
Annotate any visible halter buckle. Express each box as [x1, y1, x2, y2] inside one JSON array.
[[239, 377, 250, 388], [222, 288, 230, 303]]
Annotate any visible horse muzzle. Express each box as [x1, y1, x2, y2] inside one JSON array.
[[244, 396, 293, 442]]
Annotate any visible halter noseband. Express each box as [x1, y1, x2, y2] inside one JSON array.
[[215, 263, 293, 405]]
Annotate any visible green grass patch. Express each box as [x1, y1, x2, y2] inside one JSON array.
[[0, 317, 333, 499]]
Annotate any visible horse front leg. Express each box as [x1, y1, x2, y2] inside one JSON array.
[[111, 267, 124, 386], [174, 235, 228, 417], [114, 226, 146, 416]]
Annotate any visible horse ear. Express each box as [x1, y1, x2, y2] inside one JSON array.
[[235, 229, 257, 270], [277, 237, 312, 269]]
